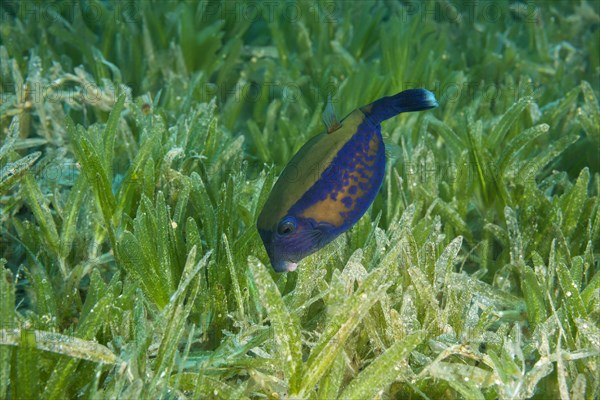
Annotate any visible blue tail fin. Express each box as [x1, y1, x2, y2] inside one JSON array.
[[360, 89, 438, 125]]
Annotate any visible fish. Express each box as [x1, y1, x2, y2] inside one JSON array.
[[257, 88, 438, 272]]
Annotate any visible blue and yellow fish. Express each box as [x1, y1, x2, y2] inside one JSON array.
[[257, 89, 438, 272]]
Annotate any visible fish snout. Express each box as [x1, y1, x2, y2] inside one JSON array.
[[271, 259, 298, 272], [258, 230, 298, 272]]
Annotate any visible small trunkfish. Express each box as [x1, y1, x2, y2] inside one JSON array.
[[257, 89, 438, 272]]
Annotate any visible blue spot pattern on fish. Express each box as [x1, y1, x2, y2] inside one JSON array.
[[287, 117, 385, 236]]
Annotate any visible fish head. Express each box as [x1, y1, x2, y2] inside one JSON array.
[[257, 214, 329, 272]]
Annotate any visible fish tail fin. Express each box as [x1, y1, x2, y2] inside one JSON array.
[[360, 89, 438, 125]]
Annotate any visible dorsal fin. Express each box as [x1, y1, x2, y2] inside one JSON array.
[[322, 95, 342, 133]]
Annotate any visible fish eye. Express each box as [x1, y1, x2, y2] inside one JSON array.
[[277, 217, 296, 235]]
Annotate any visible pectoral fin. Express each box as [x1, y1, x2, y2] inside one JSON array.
[[323, 95, 342, 133]]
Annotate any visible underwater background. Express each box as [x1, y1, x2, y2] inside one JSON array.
[[0, 0, 599, 398]]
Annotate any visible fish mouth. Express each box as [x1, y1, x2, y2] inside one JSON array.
[[272, 259, 298, 273], [286, 262, 298, 272]]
